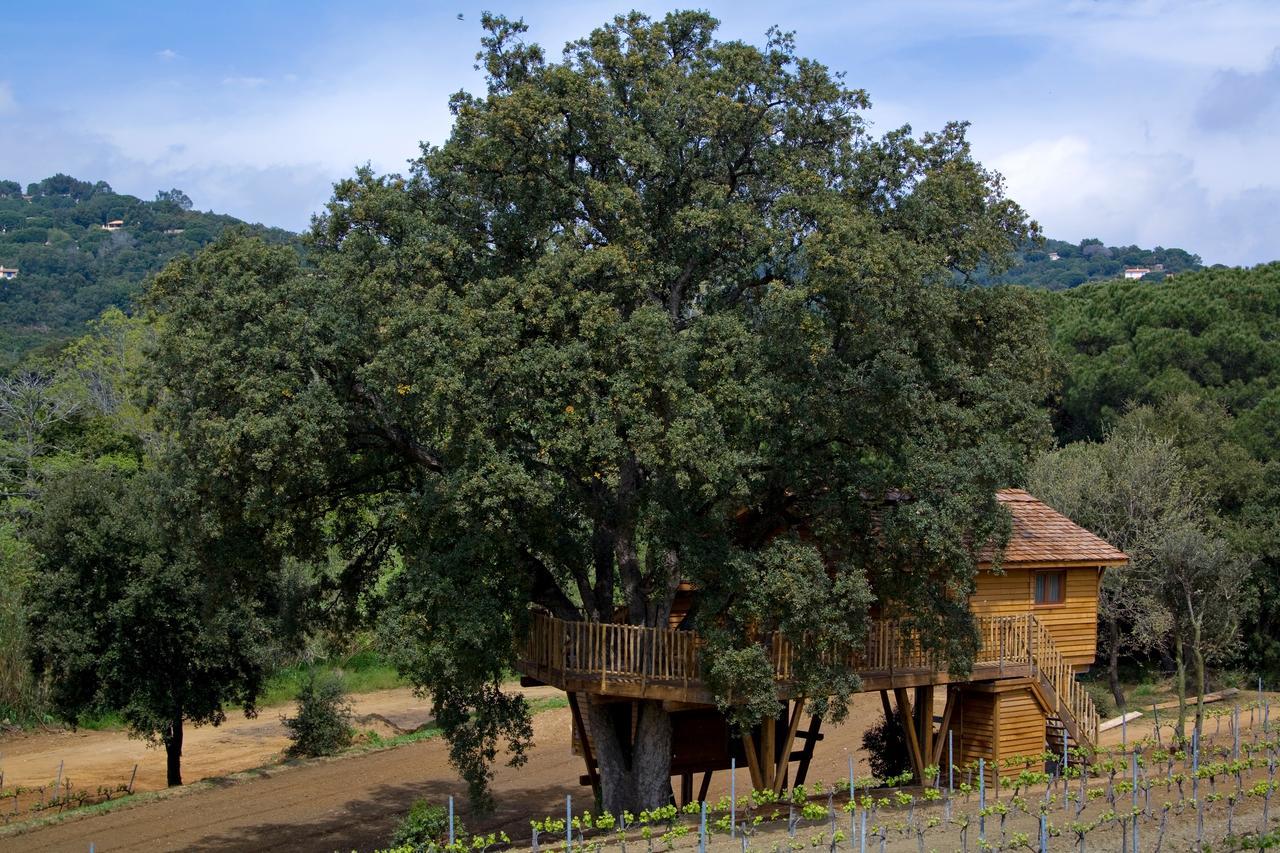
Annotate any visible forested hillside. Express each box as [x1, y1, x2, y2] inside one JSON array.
[[0, 174, 295, 366], [1047, 263, 1280, 444], [970, 236, 1202, 289], [1041, 263, 1280, 674]]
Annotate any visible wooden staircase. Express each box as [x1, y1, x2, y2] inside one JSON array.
[[1025, 615, 1100, 750]]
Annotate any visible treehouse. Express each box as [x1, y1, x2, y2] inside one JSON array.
[[517, 489, 1127, 801]]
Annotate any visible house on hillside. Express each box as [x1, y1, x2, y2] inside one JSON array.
[[0, 267, 17, 280], [517, 489, 1127, 799], [103, 219, 125, 231], [1123, 267, 1150, 280], [1048, 252, 1060, 261]]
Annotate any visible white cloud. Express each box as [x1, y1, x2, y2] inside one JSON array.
[[992, 135, 1280, 265], [156, 48, 179, 62]]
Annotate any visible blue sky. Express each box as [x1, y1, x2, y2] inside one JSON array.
[[2, 1, 1278, 265]]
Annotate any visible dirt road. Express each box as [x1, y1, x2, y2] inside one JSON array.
[[0, 691, 893, 852], [0, 689, 1253, 852], [0, 687, 438, 796]]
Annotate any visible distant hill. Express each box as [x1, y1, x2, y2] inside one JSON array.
[[0, 173, 1209, 366], [969, 237, 1203, 290], [0, 174, 297, 366]]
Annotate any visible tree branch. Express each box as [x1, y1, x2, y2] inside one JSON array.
[[349, 379, 446, 474]]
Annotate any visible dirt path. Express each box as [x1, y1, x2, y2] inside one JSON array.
[[0, 687, 439, 796], [3, 689, 1267, 852], [0, 692, 891, 852]]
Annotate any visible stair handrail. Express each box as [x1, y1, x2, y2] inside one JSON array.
[[1025, 614, 1100, 746]]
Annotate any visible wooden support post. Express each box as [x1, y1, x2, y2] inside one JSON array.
[[793, 715, 824, 787], [681, 772, 694, 807], [880, 690, 894, 723], [761, 707, 777, 791], [915, 684, 934, 765], [741, 733, 764, 791], [698, 771, 713, 803], [894, 687, 927, 782], [567, 692, 601, 800], [773, 699, 806, 794], [933, 687, 958, 767]]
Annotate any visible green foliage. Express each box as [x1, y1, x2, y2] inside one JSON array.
[[1045, 263, 1280, 444], [24, 466, 272, 784], [281, 670, 354, 757], [0, 174, 295, 367], [0, 517, 42, 723], [1042, 263, 1280, 676], [260, 649, 404, 707], [862, 708, 912, 781], [149, 11, 1053, 810], [392, 799, 458, 848]]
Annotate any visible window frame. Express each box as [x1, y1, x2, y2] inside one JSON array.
[[1033, 569, 1067, 608]]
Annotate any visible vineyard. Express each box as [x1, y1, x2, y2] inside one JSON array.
[[377, 702, 1280, 853], [0, 763, 136, 826]]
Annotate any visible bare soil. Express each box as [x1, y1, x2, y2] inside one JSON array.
[[0, 687, 438, 796], [0, 690, 1272, 852]]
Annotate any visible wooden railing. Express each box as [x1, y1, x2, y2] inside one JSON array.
[[1029, 617, 1101, 746], [520, 612, 1035, 688], [519, 611, 1099, 746]]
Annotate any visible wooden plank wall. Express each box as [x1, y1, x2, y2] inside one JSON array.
[[996, 686, 1048, 774], [954, 689, 996, 783], [969, 567, 1100, 666], [953, 681, 1049, 786]]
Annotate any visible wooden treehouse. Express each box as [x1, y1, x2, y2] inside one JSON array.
[[517, 489, 1127, 801]]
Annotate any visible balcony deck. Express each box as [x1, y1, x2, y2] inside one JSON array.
[[518, 612, 1041, 703]]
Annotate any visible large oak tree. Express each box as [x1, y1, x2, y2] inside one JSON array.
[[151, 12, 1052, 812]]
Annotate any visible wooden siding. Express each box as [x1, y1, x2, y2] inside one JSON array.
[[996, 685, 1048, 773], [970, 567, 1101, 667], [953, 680, 1048, 786], [954, 688, 996, 781]]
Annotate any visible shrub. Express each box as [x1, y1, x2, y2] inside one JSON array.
[[281, 671, 353, 757], [862, 707, 911, 781], [392, 799, 458, 848]]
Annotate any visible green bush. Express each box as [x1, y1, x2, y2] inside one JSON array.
[[281, 671, 353, 757], [862, 707, 911, 781], [392, 799, 458, 848]]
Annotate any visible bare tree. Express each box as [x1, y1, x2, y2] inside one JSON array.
[[1030, 421, 1195, 709], [1149, 526, 1253, 741], [0, 372, 80, 498]]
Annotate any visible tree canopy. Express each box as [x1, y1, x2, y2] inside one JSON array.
[[1045, 263, 1280, 444], [150, 11, 1054, 810], [25, 466, 271, 785]]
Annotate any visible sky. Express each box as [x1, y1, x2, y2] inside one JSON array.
[[1, 1, 1278, 265]]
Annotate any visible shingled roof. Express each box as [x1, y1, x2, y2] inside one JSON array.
[[982, 488, 1128, 567]]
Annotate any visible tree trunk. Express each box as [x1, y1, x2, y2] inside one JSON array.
[[1191, 619, 1207, 743], [1108, 616, 1125, 710], [165, 713, 184, 787], [1174, 638, 1188, 745], [587, 698, 673, 816]]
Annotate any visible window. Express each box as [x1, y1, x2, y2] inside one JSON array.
[[1034, 570, 1066, 606]]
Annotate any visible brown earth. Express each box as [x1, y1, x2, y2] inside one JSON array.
[[0, 690, 1269, 852], [0, 687, 439, 796]]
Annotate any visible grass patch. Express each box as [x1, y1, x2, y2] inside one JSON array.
[[76, 709, 126, 731], [530, 695, 569, 713], [259, 650, 406, 707]]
